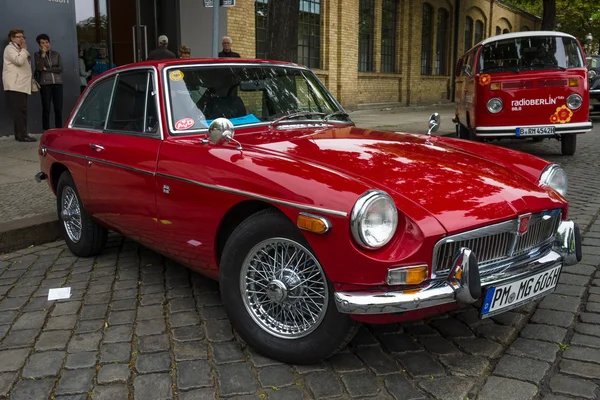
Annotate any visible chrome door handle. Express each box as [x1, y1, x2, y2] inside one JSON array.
[[89, 143, 104, 152]]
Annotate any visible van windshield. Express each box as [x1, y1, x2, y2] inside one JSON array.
[[479, 36, 584, 73]]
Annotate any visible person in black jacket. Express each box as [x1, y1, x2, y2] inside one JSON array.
[[34, 33, 64, 130], [218, 36, 240, 58], [147, 35, 176, 60]]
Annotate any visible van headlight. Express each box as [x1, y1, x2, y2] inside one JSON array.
[[566, 94, 582, 110], [539, 164, 568, 197], [487, 98, 503, 114], [351, 190, 398, 249]]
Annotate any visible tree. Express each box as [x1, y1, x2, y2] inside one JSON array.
[[264, 0, 300, 63], [540, 0, 556, 30]]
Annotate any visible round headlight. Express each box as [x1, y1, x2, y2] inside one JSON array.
[[590, 70, 597, 80], [487, 98, 503, 114], [539, 164, 568, 197], [351, 190, 398, 249], [566, 94, 582, 110]]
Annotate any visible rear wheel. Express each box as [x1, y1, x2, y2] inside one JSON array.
[[561, 133, 577, 156], [219, 209, 359, 364]]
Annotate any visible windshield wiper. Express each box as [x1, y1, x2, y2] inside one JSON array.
[[269, 111, 326, 126], [323, 111, 350, 122]]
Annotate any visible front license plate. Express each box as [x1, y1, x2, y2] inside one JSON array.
[[516, 126, 556, 136], [480, 265, 562, 318]]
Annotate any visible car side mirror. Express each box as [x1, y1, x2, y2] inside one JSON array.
[[427, 113, 440, 135], [208, 118, 242, 151]]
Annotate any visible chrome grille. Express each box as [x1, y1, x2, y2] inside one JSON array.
[[433, 209, 562, 275]]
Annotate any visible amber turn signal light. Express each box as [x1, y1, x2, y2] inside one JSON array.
[[297, 213, 330, 234], [568, 78, 579, 87], [386, 265, 428, 285], [490, 82, 501, 91]]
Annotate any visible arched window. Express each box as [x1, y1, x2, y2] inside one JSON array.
[[381, 0, 398, 73], [521, 26, 531, 31], [502, 28, 510, 34], [464, 17, 473, 51], [496, 26, 501, 36], [474, 20, 484, 44], [421, 3, 434, 75], [435, 8, 450, 75], [358, 0, 375, 71]]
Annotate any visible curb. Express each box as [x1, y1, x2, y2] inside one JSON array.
[[0, 213, 60, 254]]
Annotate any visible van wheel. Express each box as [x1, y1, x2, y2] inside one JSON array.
[[561, 134, 576, 156], [532, 137, 544, 142], [219, 209, 359, 364], [458, 124, 470, 140], [56, 172, 107, 257]]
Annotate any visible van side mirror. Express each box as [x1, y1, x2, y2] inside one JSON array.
[[463, 64, 473, 77], [427, 113, 440, 135]]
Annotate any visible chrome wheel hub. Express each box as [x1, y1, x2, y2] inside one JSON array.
[[240, 238, 329, 339], [61, 186, 82, 243]]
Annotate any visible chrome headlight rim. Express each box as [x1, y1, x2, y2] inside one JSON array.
[[487, 98, 503, 114], [566, 94, 582, 110], [589, 70, 597, 80], [350, 190, 398, 250], [539, 164, 568, 197]]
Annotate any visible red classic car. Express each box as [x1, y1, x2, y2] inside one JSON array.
[[36, 58, 582, 365]]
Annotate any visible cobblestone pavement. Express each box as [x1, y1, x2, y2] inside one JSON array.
[[0, 130, 599, 399]]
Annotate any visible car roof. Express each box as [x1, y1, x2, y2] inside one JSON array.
[[109, 58, 308, 73], [478, 30, 577, 47]]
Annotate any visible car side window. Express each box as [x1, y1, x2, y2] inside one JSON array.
[[106, 70, 155, 135], [71, 77, 116, 129]]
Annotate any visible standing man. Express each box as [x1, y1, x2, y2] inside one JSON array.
[[218, 36, 240, 58], [34, 33, 64, 131], [147, 35, 176, 60]]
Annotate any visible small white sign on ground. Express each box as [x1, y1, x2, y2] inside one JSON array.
[[48, 287, 72, 301]]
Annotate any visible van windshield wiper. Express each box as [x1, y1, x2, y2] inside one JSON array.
[[323, 111, 350, 122], [269, 111, 326, 126]]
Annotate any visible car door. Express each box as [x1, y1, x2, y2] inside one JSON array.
[[85, 68, 162, 244]]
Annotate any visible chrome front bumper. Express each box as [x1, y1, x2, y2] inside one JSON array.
[[334, 220, 582, 315]]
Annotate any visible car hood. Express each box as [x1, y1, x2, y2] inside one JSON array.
[[241, 125, 562, 234]]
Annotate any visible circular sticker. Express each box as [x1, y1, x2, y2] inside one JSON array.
[[169, 70, 184, 81], [175, 118, 195, 130]]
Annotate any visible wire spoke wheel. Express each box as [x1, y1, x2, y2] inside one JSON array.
[[60, 186, 82, 243], [240, 238, 329, 339]]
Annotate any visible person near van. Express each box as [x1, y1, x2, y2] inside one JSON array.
[[147, 35, 176, 60], [2, 29, 36, 142], [179, 45, 191, 59], [34, 33, 64, 130], [78, 47, 91, 93], [218, 36, 240, 58]]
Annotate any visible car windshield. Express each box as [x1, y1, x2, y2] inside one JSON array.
[[478, 35, 584, 73], [165, 64, 349, 134]]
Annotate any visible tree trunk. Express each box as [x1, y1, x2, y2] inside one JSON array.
[[265, 0, 300, 63], [541, 0, 556, 30]]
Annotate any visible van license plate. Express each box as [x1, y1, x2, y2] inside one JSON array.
[[480, 264, 562, 318], [516, 126, 556, 136]]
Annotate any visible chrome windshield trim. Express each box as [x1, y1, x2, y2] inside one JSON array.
[[156, 172, 348, 217]]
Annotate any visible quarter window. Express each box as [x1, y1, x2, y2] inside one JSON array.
[[106, 71, 152, 134], [71, 77, 115, 129]]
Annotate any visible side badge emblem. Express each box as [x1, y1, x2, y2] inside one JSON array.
[[163, 185, 170, 194]]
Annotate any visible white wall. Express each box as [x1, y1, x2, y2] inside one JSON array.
[[179, 0, 228, 58]]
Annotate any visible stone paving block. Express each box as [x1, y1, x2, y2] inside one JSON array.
[[570, 333, 600, 349], [111, 298, 138, 311], [140, 294, 165, 306], [328, 351, 365, 373], [402, 322, 440, 336], [560, 359, 600, 380], [210, 341, 244, 364], [477, 376, 538, 400], [103, 325, 133, 343], [136, 352, 171, 374], [248, 349, 282, 368], [563, 264, 596, 277], [80, 304, 108, 321], [55, 368, 95, 396], [264, 386, 304, 400], [0, 296, 29, 311], [396, 351, 445, 378], [563, 346, 600, 364], [430, 318, 474, 338], [22, 351, 65, 378], [493, 355, 551, 383], [520, 324, 567, 343], [418, 376, 474, 400], [100, 343, 131, 364], [0, 310, 17, 325], [134, 373, 173, 400], [68, 332, 102, 353], [10, 379, 55, 400], [341, 371, 380, 397], [84, 292, 111, 305], [559, 273, 590, 286], [0, 373, 17, 397], [418, 336, 460, 355], [350, 326, 379, 346], [177, 360, 214, 390], [168, 298, 196, 313], [439, 354, 490, 376], [204, 320, 234, 342], [112, 288, 138, 300], [90, 384, 129, 400], [199, 306, 228, 321], [490, 311, 528, 328], [530, 309, 575, 328], [453, 338, 504, 358], [136, 318, 167, 336], [356, 346, 400, 375], [178, 388, 217, 400], [539, 294, 582, 313], [574, 323, 600, 337], [172, 326, 205, 342], [586, 302, 600, 313], [137, 305, 164, 321], [549, 374, 598, 399], [0, 325, 8, 341], [507, 338, 559, 363], [65, 352, 97, 369], [169, 311, 200, 327], [304, 371, 343, 399], [257, 365, 295, 388], [75, 319, 105, 334], [46, 315, 78, 331], [97, 364, 130, 384], [107, 310, 136, 326], [378, 333, 422, 353], [0, 329, 38, 349], [472, 323, 518, 346], [139, 334, 170, 354], [51, 301, 81, 316]]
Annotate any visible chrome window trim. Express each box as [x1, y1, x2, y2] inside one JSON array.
[[46, 148, 155, 176], [161, 62, 350, 136], [155, 172, 348, 217], [143, 72, 150, 133], [68, 75, 116, 131], [103, 74, 118, 131], [431, 209, 562, 277]]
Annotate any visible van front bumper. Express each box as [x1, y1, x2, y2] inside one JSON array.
[[475, 121, 592, 137]]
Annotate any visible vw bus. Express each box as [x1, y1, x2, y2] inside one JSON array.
[[454, 31, 592, 155]]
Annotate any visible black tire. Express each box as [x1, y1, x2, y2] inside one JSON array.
[[561, 133, 576, 156], [532, 137, 544, 142], [457, 123, 470, 140], [56, 171, 107, 257], [219, 209, 359, 365]]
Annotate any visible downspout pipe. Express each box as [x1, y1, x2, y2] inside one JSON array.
[[451, 0, 460, 102]]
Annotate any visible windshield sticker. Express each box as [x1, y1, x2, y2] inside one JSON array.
[[550, 105, 573, 124], [169, 70, 184, 81], [175, 118, 195, 130], [479, 74, 491, 86]]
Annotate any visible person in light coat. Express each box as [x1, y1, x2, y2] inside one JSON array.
[[2, 29, 36, 142]]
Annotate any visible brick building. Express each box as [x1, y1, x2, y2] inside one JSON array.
[[225, 0, 540, 108]]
